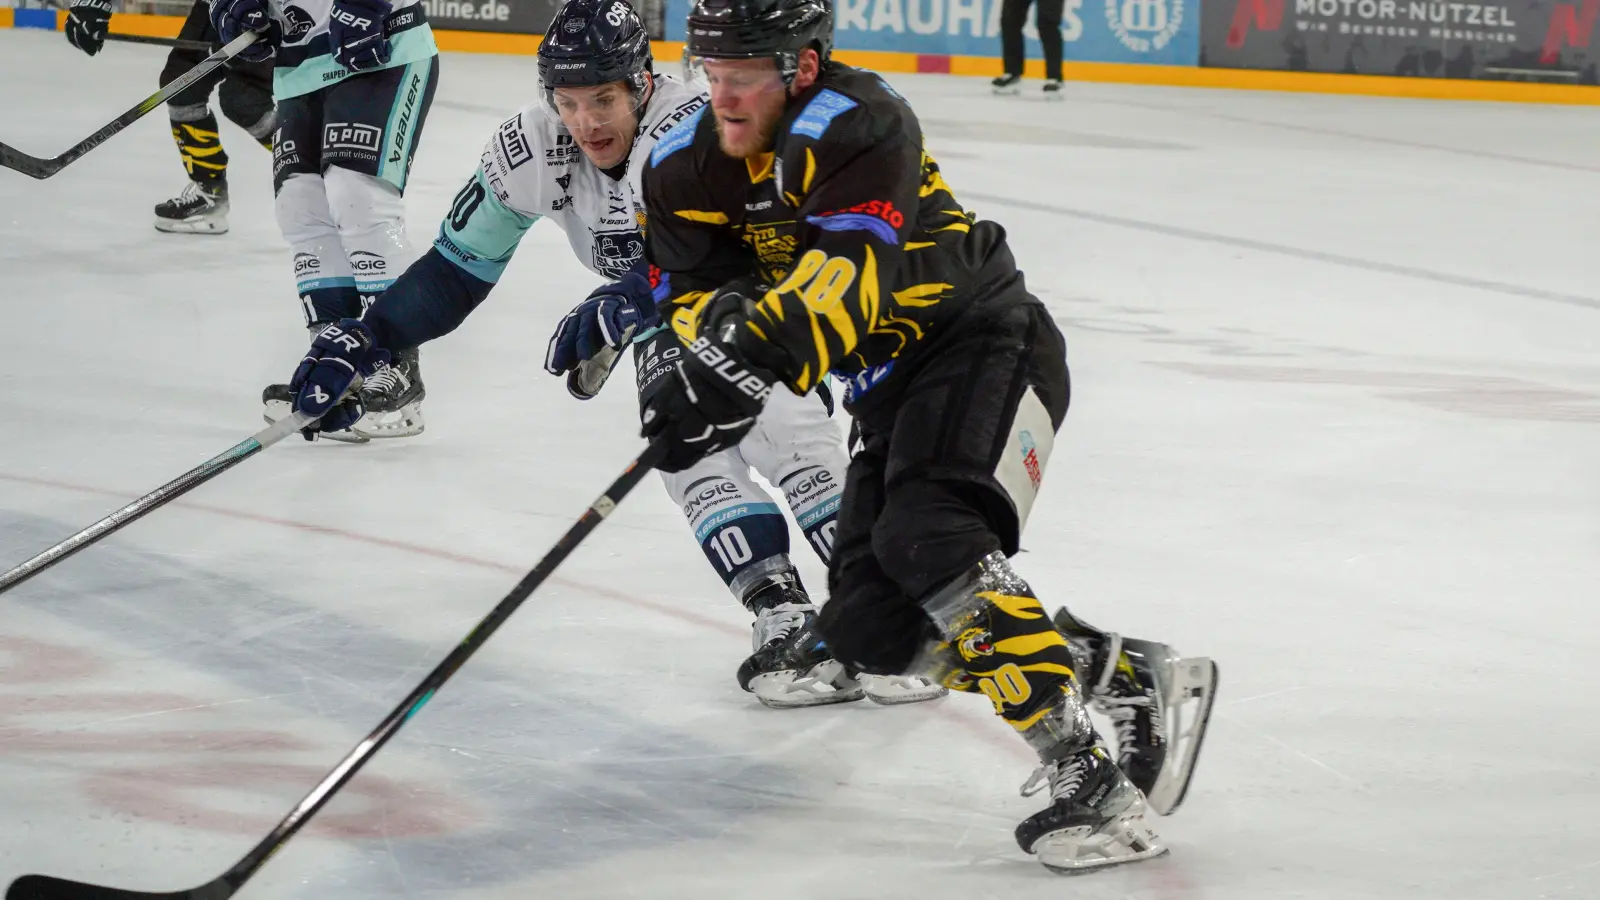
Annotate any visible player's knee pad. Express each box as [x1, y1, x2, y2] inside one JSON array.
[[660, 456, 793, 601], [322, 165, 412, 298], [914, 551, 1091, 756], [276, 174, 359, 326], [871, 478, 1008, 602], [217, 79, 276, 144]]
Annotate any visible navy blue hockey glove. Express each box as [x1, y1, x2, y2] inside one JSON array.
[[207, 0, 279, 62], [289, 319, 390, 438], [329, 0, 392, 72], [65, 0, 113, 56], [545, 271, 658, 400], [640, 281, 778, 472]]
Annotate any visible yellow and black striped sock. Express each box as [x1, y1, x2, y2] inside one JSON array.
[[171, 113, 228, 187]]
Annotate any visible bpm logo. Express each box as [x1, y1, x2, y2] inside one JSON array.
[[496, 117, 534, 170], [1106, 0, 1184, 52], [323, 122, 382, 153]]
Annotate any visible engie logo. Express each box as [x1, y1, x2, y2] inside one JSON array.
[[348, 251, 386, 274], [1106, 0, 1183, 51], [1226, 0, 1283, 46], [783, 467, 837, 504], [293, 253, 320, 276]]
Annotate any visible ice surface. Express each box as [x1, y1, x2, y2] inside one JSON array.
[[1, 29, 1597, 900]]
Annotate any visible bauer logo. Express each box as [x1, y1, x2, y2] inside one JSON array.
[[324, 123, 381, 154], [389, 73, 423, 165], [1107, 0, 1184, 50]]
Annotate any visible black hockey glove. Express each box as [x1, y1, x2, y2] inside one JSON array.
[[640, 281, 779, 473], [288, 319, 390, 439], [65, 0, 113, 56]]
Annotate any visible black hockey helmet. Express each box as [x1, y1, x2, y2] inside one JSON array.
[[685, 0, 832, 83], [538, 0, 654, 122]]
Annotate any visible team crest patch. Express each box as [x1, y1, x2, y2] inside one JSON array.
[[790, 90, 858, 140]]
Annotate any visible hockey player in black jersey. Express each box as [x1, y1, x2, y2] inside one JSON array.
[[640, 0, 1219, 872]]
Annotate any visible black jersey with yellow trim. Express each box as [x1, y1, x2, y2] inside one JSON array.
[[642, 63, 1025, 399]]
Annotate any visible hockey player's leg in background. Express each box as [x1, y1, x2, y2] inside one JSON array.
[[153, 0, 236, 234], [740, 383, 947, 706], [264, 88, 373, 442], [816, 299, 1213, 872], [317, 58, 441, 439]]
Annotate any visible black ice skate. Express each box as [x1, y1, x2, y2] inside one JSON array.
[[1042, 79, 1065, 100], [991, 73, 1022, 96], [738, 574, 863, 709], [261, 383, 370, 444], [1055, 609, 1219, 815], [154, 181, 229, 235], [353, 346, 425, 439], [1016, 742, 1167, 873]]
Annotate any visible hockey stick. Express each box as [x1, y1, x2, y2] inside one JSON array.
[[104, 32, 215, 51], [4, 442, 667, 900], [0, 411, 314, 598], [0, 30, 256, 180]]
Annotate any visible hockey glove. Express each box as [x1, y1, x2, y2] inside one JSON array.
[[329, 0, 392, 72], [65, 0, 113, 56], [640, 281, 778, 472], [545, 271, 658, 400], [289, 318, 390, 438], [208, 0, 279, 62]]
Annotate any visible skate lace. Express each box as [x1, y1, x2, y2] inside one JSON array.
[[1019, 757, 1088, 801], [1096, 695, 1151, 754], [752, 602, 811, 650], [361, 362, 405, 395], [177, 181, 216, 208]]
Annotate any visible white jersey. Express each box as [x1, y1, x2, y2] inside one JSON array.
[[267, 0, 438, 100], [433, 75, 707, 285]]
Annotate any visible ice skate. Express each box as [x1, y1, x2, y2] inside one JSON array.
[[1055, 608, 1218, 815], [738, 574, 863, 709], [1016, 742, 1167, 873], [857, 672, 948, 705], [1042, 79, 1064, 100], [991, 73, 1022, 96], [352, 346, 425, 439], [154, 181, 229, 235]]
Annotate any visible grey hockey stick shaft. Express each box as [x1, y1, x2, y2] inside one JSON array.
[[103, 32, 216, 51], [0, 30, 257, 180], [0, 412, 313, 597], [5, 441, 668, 900]]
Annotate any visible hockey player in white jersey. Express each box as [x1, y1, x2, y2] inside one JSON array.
[[209, 0, 440, 439], [275, 0, 944, 709]]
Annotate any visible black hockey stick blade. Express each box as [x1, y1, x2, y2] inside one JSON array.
[[104, 32, 215, 51], [4, 442, 668, 900], [7, 874, 233, 900], [0, 30, 255, 180]]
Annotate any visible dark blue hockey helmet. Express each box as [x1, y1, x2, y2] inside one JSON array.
[[538, 0, 654, 100]]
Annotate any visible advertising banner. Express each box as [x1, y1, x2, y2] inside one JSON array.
[[666, 0, 1200, 66], [416, 0, 562, 33], [1201, 0, 1599, 82]]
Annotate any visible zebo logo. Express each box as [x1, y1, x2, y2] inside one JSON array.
[[1106, 0, 1183, 52]]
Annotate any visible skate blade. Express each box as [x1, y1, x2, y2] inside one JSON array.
[[749, 661, 865, 709], [992, 86, 1021, 96], [860, 674, 949, 706], [154, 217, 228, 235], [1034, 809, 1168, 874], [1143, 655, 1218, 816], [263, 399, 370, 444], [351, 402, 425, 439]]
